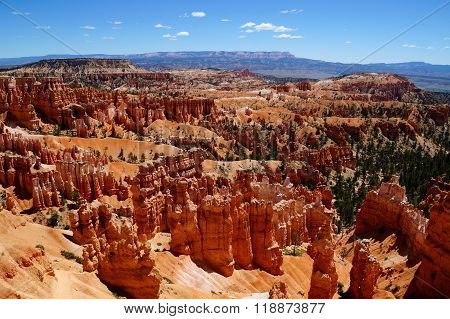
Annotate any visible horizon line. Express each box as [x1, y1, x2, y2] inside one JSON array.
[[1, 51, 449, 67]]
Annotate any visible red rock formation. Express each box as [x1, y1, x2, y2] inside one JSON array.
[[355, 179, 428, 262], [70, 202, 161, 298], [297, 81, 312, 91], [269, 281, 289, 299], [0, 76, 217, 137], [0, 117, 341, 282], [308, 239, 337, 299], [375, 120, 416, 141], [406, 187, 450, 298], [273, 199, 309, 247], [348, 239, 382, 299], [249, 200, 283, 275], [229, 196, 253, 270], [307, 197, 338, 299], [197, 195, 234, 276], [0, 77, 40, 130], [315, 73, 422, 102], [298, 146, 355, 172], [167, 179, 202, 255], [0, 125, 127, 210]]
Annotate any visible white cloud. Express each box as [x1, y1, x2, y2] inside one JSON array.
[[241, 21, 297, 37], [176, 31, 190, 37], [273, 34, 292, 39], [111, 21, 122, 25], [426, 46, 434, 50], [254, 22, 275, 31], [102, 36, 115, 40], [154, 23, 172, 29], [163, 34, 177, 40], [273, 26, 293, 32], [240, 22, 256, 28], [253, 22, 293, 32], [81, 25, 96, 30], [163, 32, 189, 40], [444, 46, 450, 49], [191, 11, 206, 18], [281, 9, 304, 14], [34, 25, 50, 30], [273, 34, 303, 39], [402, 44, 418, 48], [221, 19, 230, 22], [83, 33, 89, 37], [345, 41, 352, 44], [239, 35, 246, 39]]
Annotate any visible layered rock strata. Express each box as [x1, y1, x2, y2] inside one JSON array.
[[69, 202, 161, 298], [348, 240, 382, 299], [355, 179, 428, 262]]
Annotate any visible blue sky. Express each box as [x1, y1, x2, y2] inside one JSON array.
[[0, 0, 449, 64]]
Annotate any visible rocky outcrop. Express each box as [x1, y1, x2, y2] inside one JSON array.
[[148, 167, 329, 276], [197, 195, 234, 276], [298, 146, 355, 172], [229, 197, 253, 270], [315, 73, 422, 102], [406, 187, 450, 298], [0, 115, 342, 285], [0, 124, 128, 210], [0, 76, 217, 137], [273, 199, 308, 248], [355, 179, 428, 262], [0, 149, 122, 211], [0, 153, 61, 210], [307, 197, 338, 299], [69, 202, 161, 298], [248, 200, 283, 275], [166, 175, 284, 276], [348, 239, 382, 299], [0, 77, 40, 130], [307, 239, 337, 299], [269, 281, 289, 299]]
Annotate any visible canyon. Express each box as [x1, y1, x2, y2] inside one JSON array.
[[0, 58, 448, 299]]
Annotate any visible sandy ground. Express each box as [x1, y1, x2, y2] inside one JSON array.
[[155, 248, 313, 299], [0, 210, 114, 299], [43, 135, 181, 160]]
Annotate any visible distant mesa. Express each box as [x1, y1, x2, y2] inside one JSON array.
[[0, 51, 449, 92]]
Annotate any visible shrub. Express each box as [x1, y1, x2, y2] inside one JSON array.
[[47, 212, 60, 227], [67, 191, 82, 210], [338, 282, 344, 297], [281, 246, 304, 257], [60, 250, 83, 264], [118, 148, 125, 161]]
